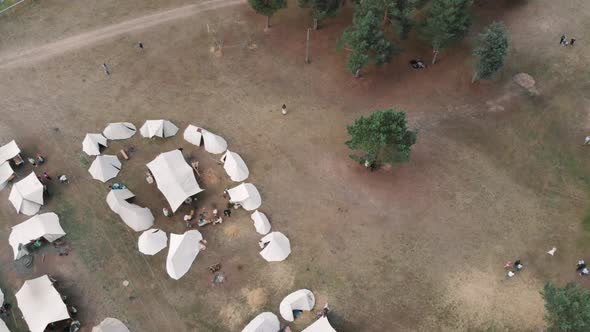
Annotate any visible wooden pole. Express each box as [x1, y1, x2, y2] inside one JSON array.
[[305, 28, 311, 64]]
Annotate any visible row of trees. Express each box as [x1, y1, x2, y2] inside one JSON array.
[[248, 0, 509, 81]]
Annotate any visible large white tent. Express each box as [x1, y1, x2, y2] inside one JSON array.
[[8, 172, 44, 216], [0, 319, 8, 332], [103, 122, 137, 140], [106, 189, 154, 232], [242, 312, 280, 332], [147, 150, 203, 212], [0, 161, 14, 190], [166, 230, 203, 280], [183, 125, 227, 154], [16, 275, 70, 332], [0, 140, 20, 163], [138, 229, 167, 255], [221, 150, 249, 182], [251, 210, 271, 235], [228, 183, 261, 211], [302, 317, 337, 332], [260, 232, 291, 262], [89, 155, 121, 182], [140, 120, 179, 138], [92, 317, 130, 332], [9, 212, 66, 260], [279, 289, 316, 322], [82, 133, 108, 156]]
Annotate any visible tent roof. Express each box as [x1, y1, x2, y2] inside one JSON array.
[[227, 183, 261, 211], [222, 150, 249, 182], [140, 120, 178, 138], [251, 210, 271, 235], [183, 125, 227, 154], [279, 289, 315, 322], [0, 140, 20, 163], [0, 319, 9, 332], [92, 317, 130, 332], [147, 150, 203, 212], [0, 161, 14, 186], [106, 189, 154, 232], [103, 122, 137, 140], [89, 155, 121, 182], [302, 317, 337, 332], [166, 230, 203, 280], [260, 232, 291, 262], [138, 229, 167, 255], [9, 212, 66, 260], [82, 133, 108, 156], [16, 275, 70, 332], [8, 172, 43, 216], [242, 312, 280, 332]]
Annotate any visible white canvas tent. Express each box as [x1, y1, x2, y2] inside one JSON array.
[[138, 229, 167, 255], [147, 150, 203, 212], [16, 275, 70, 332], [82, 133, 108, 156], [106, 189, 154, 232], [92, 317, 130, 332], [302, 317, 337, 332], [260, 232, 291, 262], [251, 210, 271, 235], [242, 312, 280, 332], [279, 289, 315, 322], [0, 161, 14, 190], [228, 183, 261, 211], [0, 140, 20, 163], [9, 212, 66, 260], [103, 122, 137, 140], [183, 125, 227, 154], [89, 155, 121, 182], [166, 230, 203, 280], [221, 150, 249, 182], [0, 319, 8, 332], [8, 172, 44, 216], [140, 120, 179, 138]]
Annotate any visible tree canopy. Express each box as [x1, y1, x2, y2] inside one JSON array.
[[346, 108, 417, 167], [542, 281, 590, 332], [299, 0, 341, 29], [248, 0, 287, 29], [472, 21, 509, 81]]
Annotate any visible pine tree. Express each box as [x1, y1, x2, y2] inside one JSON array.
[[542, 281, 590, 331], [472, 21, 509, 82], [248, 0, 288, 30], [299, 0, 342, 30]]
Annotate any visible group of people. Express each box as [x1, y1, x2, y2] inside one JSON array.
[[504, 259, 524, 279], [577, 260, 589, 276], [559, 35, 576, 47]]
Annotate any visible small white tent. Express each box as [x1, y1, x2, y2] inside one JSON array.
[[92, 317, 130, 332], [16, 275, 70, 332], [103, 122, 137, 140], [302, 317, 337, 332], [138, 229, 167, 255], [89, 155, 121, 182], [279, 289, 315, 322], [228, 183, 261, 211], [147, 150, 203, 212], [251, 210, 271, 235], [82, 133, 108, 156], [9, 212, 66, 260], [221, 150, 249, 182], [242, 312, 280, 332], [0, 140, 20, 163], [140, 120, 179, 138], [166, 230, 203, 280], [183, 125, 227, 154], [260, 232, 291, 262], [106, 189, 154, 232], [0, 161, 14, 190], [8, 172, 44, 216]]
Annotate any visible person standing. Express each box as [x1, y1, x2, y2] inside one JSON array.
[[560, 35, 566, 45], [138, 42, 144, 50], [281, 104, 287, 115], [28, 157, 37, 167], [570, 38, 576, 46]]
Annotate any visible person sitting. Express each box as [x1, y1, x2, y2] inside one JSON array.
[[59, 175, 68, 183], [514, 260, 523, 271], [213, 216, 223, 225], [410, 59, 426, 69], [36, 154, 45, 164]]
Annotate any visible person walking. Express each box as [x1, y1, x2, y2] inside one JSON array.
[[138, 42, 144, 50], [281, 104, 287, 115], [102, 63, 110, 75]]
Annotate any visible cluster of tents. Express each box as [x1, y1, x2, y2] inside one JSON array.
[[0, 140, 22, 190], [243, 289, 337, 332]]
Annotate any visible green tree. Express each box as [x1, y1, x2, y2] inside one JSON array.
[[248, 0, 287, 30], [337, 9, 400, 76], [419, 0, 472, 64], [355, 0, 417, 39], [346, 108, 417, 168], [542, 281, 590, 332], [472, 21, 509, 82], [299, 0, 341, 30]]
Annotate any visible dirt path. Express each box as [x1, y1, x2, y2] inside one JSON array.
[[0, 0, 244, 68]]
